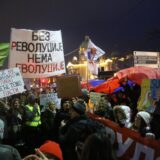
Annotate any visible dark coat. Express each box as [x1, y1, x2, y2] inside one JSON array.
[[59, 115, 88, 160], [41, 109, 56, 141], [0, 144, 21, 160], [52, 109, 70, 141]]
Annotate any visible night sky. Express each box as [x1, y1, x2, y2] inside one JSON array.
[[0, 0, 160, 61]]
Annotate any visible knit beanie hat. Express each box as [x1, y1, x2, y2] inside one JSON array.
[[137, 111, 151, 126], [27, 94, 36, 104], [81, 89, 89, 96], [39, 141, 63, 160], [72, 100, 86, 115]]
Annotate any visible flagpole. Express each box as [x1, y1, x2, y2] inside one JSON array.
[[86, 60, 89, 90]]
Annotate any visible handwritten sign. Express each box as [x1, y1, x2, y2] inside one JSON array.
[[89, 92, 104, 105], [9, 28, 66, 78], [40, 93, 61, 109], [0, 67, 25, 98]]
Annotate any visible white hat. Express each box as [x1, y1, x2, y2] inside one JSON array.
[[137, 111, 151, 126]]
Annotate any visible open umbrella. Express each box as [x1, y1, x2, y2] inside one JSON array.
[[81, 79, 105, 90], [115, 66, 160, 85], [93, 77, 120, 93]]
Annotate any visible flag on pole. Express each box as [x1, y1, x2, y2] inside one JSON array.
[[80, 37, 105, 75], [0, 43, 9, 67], [86, 39, 105, 62], [79, 36, 106, 62]]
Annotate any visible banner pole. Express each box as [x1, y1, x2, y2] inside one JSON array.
[[86, 60, 89, 90]]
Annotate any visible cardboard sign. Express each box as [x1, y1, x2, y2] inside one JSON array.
[[0, 67, 25, 98], [138, 79, 160, 113], [56, 75, 82, 98], [40, 93, 61, 109], [89, 92, 104, 105]]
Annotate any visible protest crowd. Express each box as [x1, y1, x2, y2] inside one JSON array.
[[0, 78, 159, 160], [0, 29, 160, 160]]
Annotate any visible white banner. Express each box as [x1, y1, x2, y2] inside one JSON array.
[[134, 51, 159, 68], [0, 67, 25, 98], [9, 28, 66, 78]]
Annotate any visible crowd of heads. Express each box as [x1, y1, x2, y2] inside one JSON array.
[[0, 78, 159, 160]]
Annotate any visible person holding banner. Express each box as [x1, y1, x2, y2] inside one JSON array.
[[113, 105, 132, 128], [131, 111, 154, 138], [150, 100, 160, 140]]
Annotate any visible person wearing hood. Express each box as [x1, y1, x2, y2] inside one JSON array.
[[113, 105, 132, 128], [94, 95, 114, 120]]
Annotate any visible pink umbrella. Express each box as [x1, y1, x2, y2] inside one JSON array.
[[115, 66, 160, 85]]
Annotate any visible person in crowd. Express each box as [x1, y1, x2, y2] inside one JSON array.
[[113, 105, 132, 128], [7, 98, 24, 146], [94, 95, 114, 120], [79, 89, 90, 105], [79, 89, 93, 113], [119, 79, 133, 106], [52, 99, 72, 142], [23, 94, 41, 154], [141, 91, 154, 112], [41, 101, 57, 141], [23, 140, 63, 160], [59, 99, 88, 160], [79, 133, 115, 160], [19, 93, 27, 108], [150, 100, 160, 139], [119, 79, 141, 122], [108, 93, 118, 107], [116, 90, 129, 106], [0, 100, 10, 144], [0, 118, 21, 160], [38, 140, 63, 160], [131, 111, 154, 138]]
